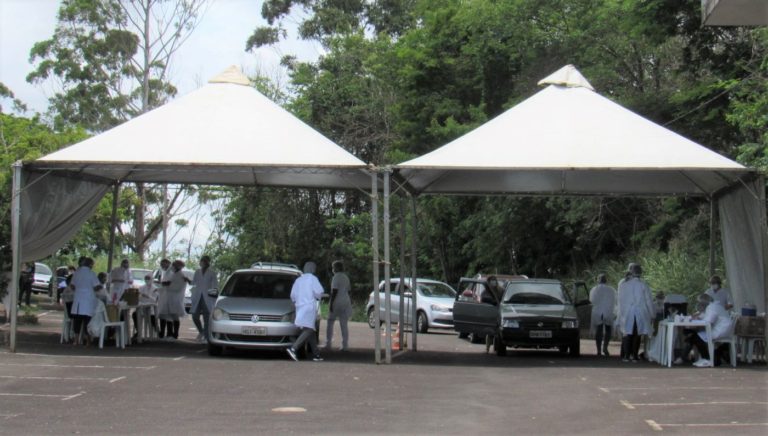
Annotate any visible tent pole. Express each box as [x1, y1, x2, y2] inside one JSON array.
[[106, 183, 121, 275], [709, 197, 717, 277], [371, 172, 380, 364], [410, 195, 418, 352], [9, 162, 22, 352], [161, 184, 168, 259], [383, 170, 392, 364], [758, 175, 768, 353], [398, 198, 406, 350]]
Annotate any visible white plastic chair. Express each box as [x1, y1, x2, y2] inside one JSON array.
[[60, 309, 73, 344], [94, 303, 126, 349], [713, 313, 738, 368]]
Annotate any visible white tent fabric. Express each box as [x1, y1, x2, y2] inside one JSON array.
[[30, 66, 370, 188], [719, 178, 768, 313], [396, 65, 764, 316], [398, 66, 748, 196]]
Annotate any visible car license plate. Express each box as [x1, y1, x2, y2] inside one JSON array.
[[529, 330, 552, 338], [241, 326, 267, 336]]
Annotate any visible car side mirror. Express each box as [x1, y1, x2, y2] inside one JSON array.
[[207, 288, 219, 298]]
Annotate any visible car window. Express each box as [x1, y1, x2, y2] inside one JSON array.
[[221, 272, 297, 298], [418, 282, 456, 298], [379, 282, 401, 296], [132, 269, 151, 280], [503, 282, 569, 305], [35, 263, 52, 275]]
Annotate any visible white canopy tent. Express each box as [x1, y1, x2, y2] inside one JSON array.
[[8, 66, 374, 352], [396, 65, 766, 323]]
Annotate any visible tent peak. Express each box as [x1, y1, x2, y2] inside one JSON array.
[[538, 65, 594, 91], [208, 65, 251, 86]]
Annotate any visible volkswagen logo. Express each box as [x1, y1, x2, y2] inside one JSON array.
[[537, 321, 543, 327], [251, 314, 260, 323]]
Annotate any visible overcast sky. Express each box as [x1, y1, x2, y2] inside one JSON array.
[[0, 0, 322, 114]]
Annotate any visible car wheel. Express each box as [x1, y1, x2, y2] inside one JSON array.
[[367, 307, 380, 329], [558, 345, 568, 354], [207, 343, 223, 356], [458, 332, 469, 339], [569, 340, 580, 357], [494, 335, 506, 356], [416, 311, 428, 334], [470, 333, 485, 344]]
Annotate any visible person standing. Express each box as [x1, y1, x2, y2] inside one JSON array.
[[108, 259, 133, 303], [286, 262, 324, 362], [617, 263, 655, 362], [18, 262, 34, 306], [589, 273, 616, 357], [70, 257, 101, 345], [191, 255, 218, 343], [156, 259, 173, 339], [157, 260, 189, 340], [133, 273, 159, 338], [325, 260, 352, 351], [704, 275, 733, 310]]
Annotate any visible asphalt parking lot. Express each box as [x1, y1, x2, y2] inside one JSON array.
[[0, 307, 766, 435]]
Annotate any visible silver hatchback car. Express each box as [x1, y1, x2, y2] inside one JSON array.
[[207, 263, 316, 356]]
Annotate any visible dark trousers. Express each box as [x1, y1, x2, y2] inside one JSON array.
[[595, 323, 612, 352], [685, 332, 728, 364], [159, 319, 180, 338], [621, 321, 641, 360], [72, 314, 91, 343], [192, 297, 210, 337], [18, 281, 32, 306], [291, 327, 319, 358]]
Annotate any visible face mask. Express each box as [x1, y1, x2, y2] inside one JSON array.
[[711, 284, 720, 291]]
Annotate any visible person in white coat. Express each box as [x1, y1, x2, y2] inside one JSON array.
[[286, 261, 324, 362], [70, 257, 101, 345], [685, 293, 734, 367], [704, 275, 733, 310], [157, 260, 189, 340], [617, 263, 654, 362], [108, 259, 133, 303], [191, 255, 218, 343], [325, 260, 352, 351], [589, 274, 616, 357]]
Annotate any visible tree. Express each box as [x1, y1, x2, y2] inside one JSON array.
[[27, 0, 208, 260]]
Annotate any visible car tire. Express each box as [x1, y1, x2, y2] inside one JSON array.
[[569, 340, 580, 357], [416, 311, 428, 334], [458, 332, 469, 339], [208, 343, 223, 356], [558, 345, 568, 354], [367, 307, 381, 329], [470, 332, 485, 344], [494, 335, 506, 356]]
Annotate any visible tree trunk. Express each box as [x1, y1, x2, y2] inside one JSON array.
[[135, 182, 147, 260]]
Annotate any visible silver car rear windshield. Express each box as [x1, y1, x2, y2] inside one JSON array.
[[220, 272, 297, 299], [418, 283, 456, 298], [503, 282, 569, 305]]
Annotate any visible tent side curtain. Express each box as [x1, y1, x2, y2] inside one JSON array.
[[20, 169, 110, 262], [718, 177, 768, 313]]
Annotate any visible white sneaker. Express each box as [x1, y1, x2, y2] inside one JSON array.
[[693, 358, 711, 367], [195, 333, 203, 342], [286, 348, 299, 362], [197, 336, 207, 344], [673, 357, 684, 365]]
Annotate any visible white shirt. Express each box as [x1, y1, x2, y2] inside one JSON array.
[[589, 283, 616, 331], [191, 267, 218, 313], [290, 273, 324, 330], [705, 286, 732, 308], [139, 283, 158, 304], [109, 266, 132, 302], [698, 300, 733, 341]]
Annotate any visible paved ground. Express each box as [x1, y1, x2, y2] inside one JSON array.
[[0, 304, 766, 435]]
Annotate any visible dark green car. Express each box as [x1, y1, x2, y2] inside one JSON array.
[[453, 278, 589, 357]]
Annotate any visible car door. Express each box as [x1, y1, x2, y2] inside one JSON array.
[[452, 279, 499, 336], [377, 281, 401, 323], [571, 281, 592, 335]]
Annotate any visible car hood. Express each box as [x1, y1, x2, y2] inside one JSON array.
[[215, 297, 294, 315], [501, 304, 577, 319]]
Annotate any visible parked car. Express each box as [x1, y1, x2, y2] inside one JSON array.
[[130, 268, 153, 289], [453, 278, 589, 357], [31, 262, 53, 295], [207, 262, 319, 356], [457, 273, 527, 341], [366, 278, 457, 333]]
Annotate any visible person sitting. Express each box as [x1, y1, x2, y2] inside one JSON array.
[[704, 275, 733, 310], [684, 293, 734, 367], [95, 272, 109, 304]]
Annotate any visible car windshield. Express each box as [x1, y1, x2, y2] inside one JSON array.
[[418, 282, 456, 298], [220, 272, 297, 299], [503, 282, 569, 305], [36, 263, 52, 275], [132, 269, 151, 280]]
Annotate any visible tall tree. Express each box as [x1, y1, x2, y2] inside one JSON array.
[[27, 0, 208, 260]]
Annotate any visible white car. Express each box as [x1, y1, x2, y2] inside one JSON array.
[[366, 278, 457, 333]]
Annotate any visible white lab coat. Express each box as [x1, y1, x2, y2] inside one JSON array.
[[190, 267, 218, 313], [71, 266, 100, 317], [157, 269, 186, 318], [138, 283, 158, 305], [617, 276, 654, 336], [290, 273, 324, 330], [589, 283, 616, 334], [109, 266, 132, 302], [87, 299, 108, 337], [698, 301, 733, 341], [704, 286, 732, 308]]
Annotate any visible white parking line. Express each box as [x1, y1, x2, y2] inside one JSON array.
[[62, 391, 86, 401], [0, 413, 23, 420], [646, 420, 768, 431], [0, 351, 188, 361], [0, 363, 155, 370], [0, 392, 79, 400], [623, 400, 767, 409], [0, 375, 115, 382], [109, 376, 126, 383], [599, 386, 765, 393]]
